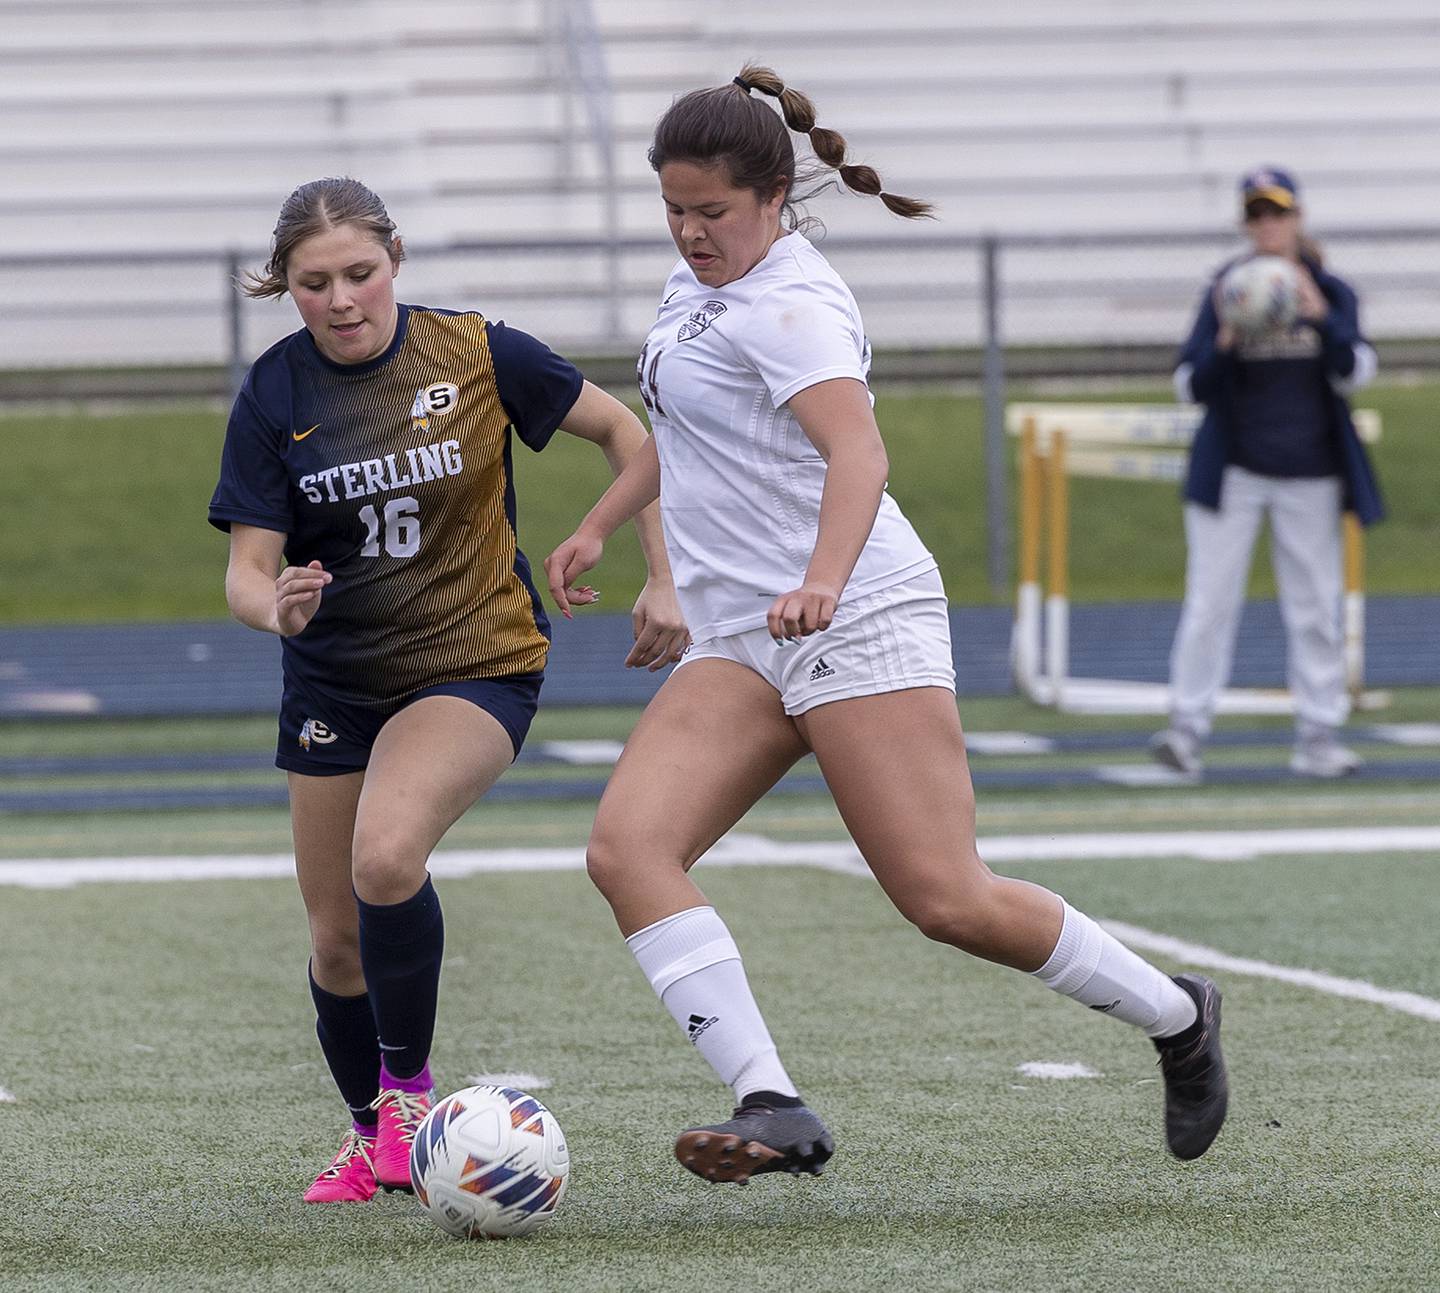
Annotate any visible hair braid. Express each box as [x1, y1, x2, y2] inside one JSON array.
[[733, 63, 934, 220]]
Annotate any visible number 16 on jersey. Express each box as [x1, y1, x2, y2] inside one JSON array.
[[358, 495, 420, 557]]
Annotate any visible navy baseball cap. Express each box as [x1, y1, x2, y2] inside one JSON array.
[[1239, 167, 1299, 211]]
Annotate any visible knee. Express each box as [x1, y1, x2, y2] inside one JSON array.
[[350, 825, 427, 904], [908, 901, 990, 952], [585, 819, 685, 904], [900, 862, 1000, 952], [584, 826, 631, 901]]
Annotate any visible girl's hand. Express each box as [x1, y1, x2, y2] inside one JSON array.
[[626, 578, 689, 671], [275, 560, 331, 636], [1211, 282, 1237, 352], [544, 531, 604, 619], [1293, 264, 1329, 322], [767, 582, 840, 643]]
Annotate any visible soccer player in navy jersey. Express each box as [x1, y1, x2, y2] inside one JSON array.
[[209, 177, 687, 1203]]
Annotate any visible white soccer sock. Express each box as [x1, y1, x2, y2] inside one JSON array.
[[626, 906, 799, 1101], [1032, 902, 1198, 1038]]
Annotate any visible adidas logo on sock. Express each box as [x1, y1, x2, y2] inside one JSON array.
[[1088, 999, 1122, 1014], [808, 656, 836, 681], [686, 1012, 719, 1042]]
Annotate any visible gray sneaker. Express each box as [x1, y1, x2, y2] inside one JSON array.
[[1291, 732, 1361, 778], [674, 1101, 833, 1185], [1149, 727, 1203, 776]]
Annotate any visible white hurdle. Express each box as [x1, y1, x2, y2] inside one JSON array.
[[1007, 403, 1382, 715]]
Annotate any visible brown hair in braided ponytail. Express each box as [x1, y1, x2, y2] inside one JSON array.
[[649, 63, 933, 226]]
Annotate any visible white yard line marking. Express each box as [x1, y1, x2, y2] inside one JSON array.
[[964, 732, 1056, 756], [979, 826, 1440, 863], [0, 1086, 16, 1103], [537, 740, 626, 765], [1368, 723, 1440, 747], [3, 825, 1439, 889], [1017, 1061, 1101, 1080], [1096, 764, 1200, 787], [4, 831, 1438, 1026], [465, 1073, 553, 1092], [1103, 921, 1440, 1023]]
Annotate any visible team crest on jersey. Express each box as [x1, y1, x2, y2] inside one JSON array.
[[410, 382, 459, 432], [677, 300, 727, 342], [299, 718, 339, 751]]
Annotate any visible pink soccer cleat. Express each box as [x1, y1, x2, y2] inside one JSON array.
[[370, 1086, 433, 1192], [303, 1129, 377, 1203]]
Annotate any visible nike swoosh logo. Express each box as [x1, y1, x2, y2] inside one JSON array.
[[292, 424, 319, 441]]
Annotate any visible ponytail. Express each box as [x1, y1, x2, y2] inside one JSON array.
[[732, 64, 934, 219], [649, 64, 934, 228]]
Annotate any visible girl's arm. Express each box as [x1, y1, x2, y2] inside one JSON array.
[[768, 376, 890, 641], [225, 523, 331, 637], [544, 435, 662, 617], [1175, 281, 1237, 405], [551, 383, 685, 668], [556, 381, 671, 583]]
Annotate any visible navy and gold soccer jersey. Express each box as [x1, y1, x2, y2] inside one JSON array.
[[209, 304, 582, 707]]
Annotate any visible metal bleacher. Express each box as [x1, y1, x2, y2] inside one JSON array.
[[2, 0, 1440, 367]]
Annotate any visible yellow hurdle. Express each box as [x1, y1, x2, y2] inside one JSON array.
[[1007, 404, 1378, 712]]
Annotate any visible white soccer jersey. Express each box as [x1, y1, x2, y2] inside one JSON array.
[[638, 233, 937, 639]]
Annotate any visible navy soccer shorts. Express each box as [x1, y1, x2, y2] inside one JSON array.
[[276, 673, 545, 776]]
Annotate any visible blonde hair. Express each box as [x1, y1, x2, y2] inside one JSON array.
[[241, 177, 404, 299]]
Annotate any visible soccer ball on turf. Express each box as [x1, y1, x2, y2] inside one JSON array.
[[409, 1085, 570, 1239], [1217, 255, 1300, 335]]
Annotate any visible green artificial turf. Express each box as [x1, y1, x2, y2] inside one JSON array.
[[2, 855, 1438, 1291]]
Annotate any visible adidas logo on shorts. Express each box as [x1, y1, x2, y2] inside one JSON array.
[[808, 656, 836, 682], [686, 1013, 719, 1042]]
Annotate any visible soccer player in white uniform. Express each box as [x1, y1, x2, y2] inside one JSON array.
[[546, 66, 1228, 1183]]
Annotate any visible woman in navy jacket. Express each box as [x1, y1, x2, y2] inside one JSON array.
[[1151, 167, 1383, 778]]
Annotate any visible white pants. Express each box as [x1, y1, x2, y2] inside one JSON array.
[[1170, 466, 1348, 736]]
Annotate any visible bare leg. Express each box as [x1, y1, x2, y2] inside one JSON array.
[[587, 659, 809, 934], [797, 687, 1062, 969], [798, 687, 1195, 1039]]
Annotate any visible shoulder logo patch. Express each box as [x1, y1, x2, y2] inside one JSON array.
[[411, 382, 459, 432], [677, 300, 727, 342]]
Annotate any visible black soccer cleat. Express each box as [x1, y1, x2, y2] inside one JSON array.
[[1154, 973, 1228, 1161], [674, 1101, 834, 1185]]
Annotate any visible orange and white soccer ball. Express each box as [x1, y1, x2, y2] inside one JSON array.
[[1218, 255, 1300, 335], [409, 1085, 570, 1239]]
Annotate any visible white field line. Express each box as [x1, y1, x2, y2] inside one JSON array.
[[3, 825, 1440, 890], [1102, 921, 1440, 1024], [3, 830, 1439, 1024], [464, 1073, 553, 1092], [1016, 1061, 1101, 1080], [0, 1086, 15, 1103]]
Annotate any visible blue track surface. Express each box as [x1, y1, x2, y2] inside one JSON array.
[[3, 596, 1438, 718], [2, 757, 1437, 815]]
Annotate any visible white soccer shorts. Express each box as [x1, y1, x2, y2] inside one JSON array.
[[676, 569, 956, 715]]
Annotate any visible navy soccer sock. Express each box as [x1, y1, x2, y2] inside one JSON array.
[[356, 875, 445, 1084], [308, 967, 381, 1131]]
